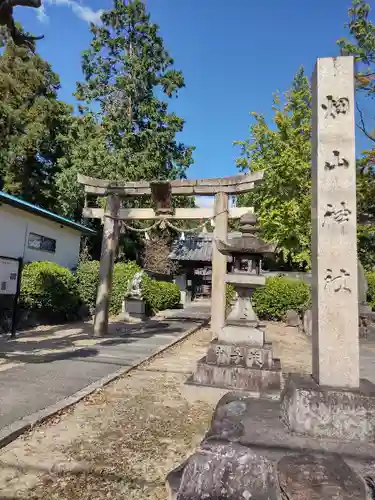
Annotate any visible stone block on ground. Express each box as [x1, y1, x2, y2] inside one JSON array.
[[358, 260, 368, 306], [281, 374, 375, 442], [359, 308, 375, 339], [191, 356, 282, 398], [122, 297, 146, 320], [206, 395, 247, 441], [359, 304, 372, 316], [367, 324, 375, 341], [167, 391, 372, 499], [169, 447, 370, 500], [285, 309, 301, 328], [359, 325, 367, 339], [174, 441, 279, 500], [167, 391, 375, 499], [303, 309, 312, 336], [277, 453, 368, 499]]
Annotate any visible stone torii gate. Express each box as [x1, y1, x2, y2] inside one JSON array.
[[78, 171, 263, 336]]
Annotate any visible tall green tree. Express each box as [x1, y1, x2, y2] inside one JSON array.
[[234, 68, 312, 268], [56, 0, 194, 218], [337, 0, 375, 268], [0, 35, 73, 209], [54, 114, 110, 220], [338, 0, 375, 157], [234, 2, 375, 270]]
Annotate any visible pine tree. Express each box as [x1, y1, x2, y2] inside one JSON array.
[[56, 0, 194, 222], [76, 0, 193, 181]]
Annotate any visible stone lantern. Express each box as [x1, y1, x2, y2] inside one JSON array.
[[189, 212, 283, 399], [216, 212, 274, 346]]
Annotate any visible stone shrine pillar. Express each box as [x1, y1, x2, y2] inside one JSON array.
[[311, 56, 359, 388], [281, 57, 375, 443]]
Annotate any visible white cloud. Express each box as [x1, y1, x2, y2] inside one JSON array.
[[38, 0, 103, 25], [37, 4, 49, 23]]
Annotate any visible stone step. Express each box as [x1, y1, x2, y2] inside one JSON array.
[[186, 373, 281, 401], [192, 356, 282, 394], [206, 340, 275, 369]]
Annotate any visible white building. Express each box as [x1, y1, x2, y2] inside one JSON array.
[[0, 191, 95, 269]]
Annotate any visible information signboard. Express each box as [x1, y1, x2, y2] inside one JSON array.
[[0, 257, 19, 295]]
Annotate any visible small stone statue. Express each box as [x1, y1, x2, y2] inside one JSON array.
[[0, 0, 44, 48], [126, 271, 144, 299]]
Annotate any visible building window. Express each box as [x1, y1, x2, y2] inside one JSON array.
[[28, 233, 56, 253]]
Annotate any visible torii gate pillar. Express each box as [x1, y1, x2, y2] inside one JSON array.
[[93, 194, 120, 336], [211, 192, 228, 338]]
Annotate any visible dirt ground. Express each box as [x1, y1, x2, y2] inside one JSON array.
[[0, 322, 310, 500], [265, 321, 312, 374]]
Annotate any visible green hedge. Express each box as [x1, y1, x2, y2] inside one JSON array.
[[75, 260, 100, 314], [366, 270, 375, 310], [142, 276, 180, 313], [75, 260, 180, 316], [110, 261, 142, 315], [20, 261, 80, 321], [252, 276, 311, 321], [76, 260, 141, 316], [18, 259, 182, 325]]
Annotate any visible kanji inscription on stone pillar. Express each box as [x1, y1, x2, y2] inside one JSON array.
[[311, 57, 359, 388]]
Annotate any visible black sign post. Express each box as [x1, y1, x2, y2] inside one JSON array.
[[0, 256, 23, 338]]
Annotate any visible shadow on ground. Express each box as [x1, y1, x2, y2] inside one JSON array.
[[0, 458, 165, 500], [0, 316, 201, 365]]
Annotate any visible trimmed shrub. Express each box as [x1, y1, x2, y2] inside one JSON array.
[[75, 260, 141, 316], [75, 259, 182, 317], [20, 261, 80, 321], [252, 276, 311, 321], [142, 276, 180, 313], [110, 261, 142, 315], [75, 260, 100, 314], [366, 270, 375, 310]]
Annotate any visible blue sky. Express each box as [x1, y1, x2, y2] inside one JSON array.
[[16, 0, 369, 188]]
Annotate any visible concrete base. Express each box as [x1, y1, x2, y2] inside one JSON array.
[[122, 297, 146, 320], [167, 392, 375, 499], [191, 356, 282, 397], [218, 323, 264, 346], [189, 336, 282, 400], [281, 374, 375, 442]]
